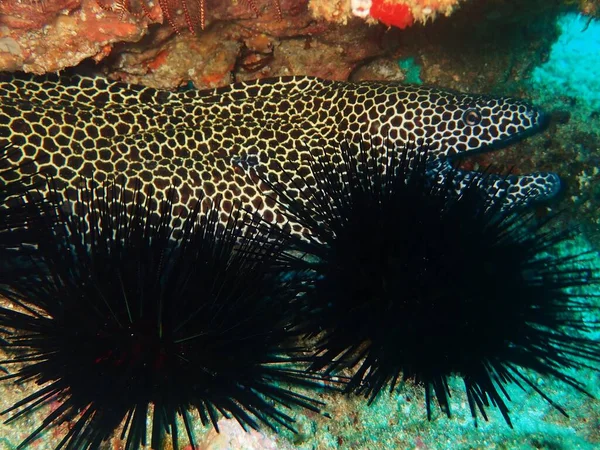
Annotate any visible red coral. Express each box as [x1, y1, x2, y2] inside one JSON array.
[[369, 0, 414, 29]]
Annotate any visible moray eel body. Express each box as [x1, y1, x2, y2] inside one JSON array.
[[0, 74, 558, 229]]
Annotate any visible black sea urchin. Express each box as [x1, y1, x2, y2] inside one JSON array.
[[260, 139, 600, 426], [0, 179, 323, 450]]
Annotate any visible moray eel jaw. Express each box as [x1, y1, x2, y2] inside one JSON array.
[[426, 103, 560, 203]]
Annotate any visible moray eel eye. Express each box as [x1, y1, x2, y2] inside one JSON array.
[[462, 108, 482, 126]]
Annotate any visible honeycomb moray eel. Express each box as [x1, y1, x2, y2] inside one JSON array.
[[0, 73, 559, 231]]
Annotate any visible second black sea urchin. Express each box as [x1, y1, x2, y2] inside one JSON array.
[[260, 139, 600, 426], [0, 179, 324, 450]]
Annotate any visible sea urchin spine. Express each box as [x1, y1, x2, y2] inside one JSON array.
[[0, 178, 324, 449], [259, 138, 600, 426]]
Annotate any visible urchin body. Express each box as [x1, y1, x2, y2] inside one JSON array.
[[0, 182, 322, 449], [269, 141, 599, 425]]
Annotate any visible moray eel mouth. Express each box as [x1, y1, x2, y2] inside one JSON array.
[[430, 109, 561, 202]]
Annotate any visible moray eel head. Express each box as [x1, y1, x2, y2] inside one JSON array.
[[369, 84, 557, 203], [377, 85, 548, 158], [436, 93, 548, 158]]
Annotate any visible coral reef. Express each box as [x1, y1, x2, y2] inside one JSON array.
[[100, 0, 283, 33], [0, 0, 472, 77], [0, 0, 149, 73], [0, 0, 291, 74], [400, 0, 466, 24], [310, 0, 353, 23], [95, 1, 386, 88]]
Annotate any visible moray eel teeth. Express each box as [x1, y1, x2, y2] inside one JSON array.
[[0, 74, 560, 229]]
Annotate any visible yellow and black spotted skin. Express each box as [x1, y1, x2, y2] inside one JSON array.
[[0, 73, 559, 229]]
